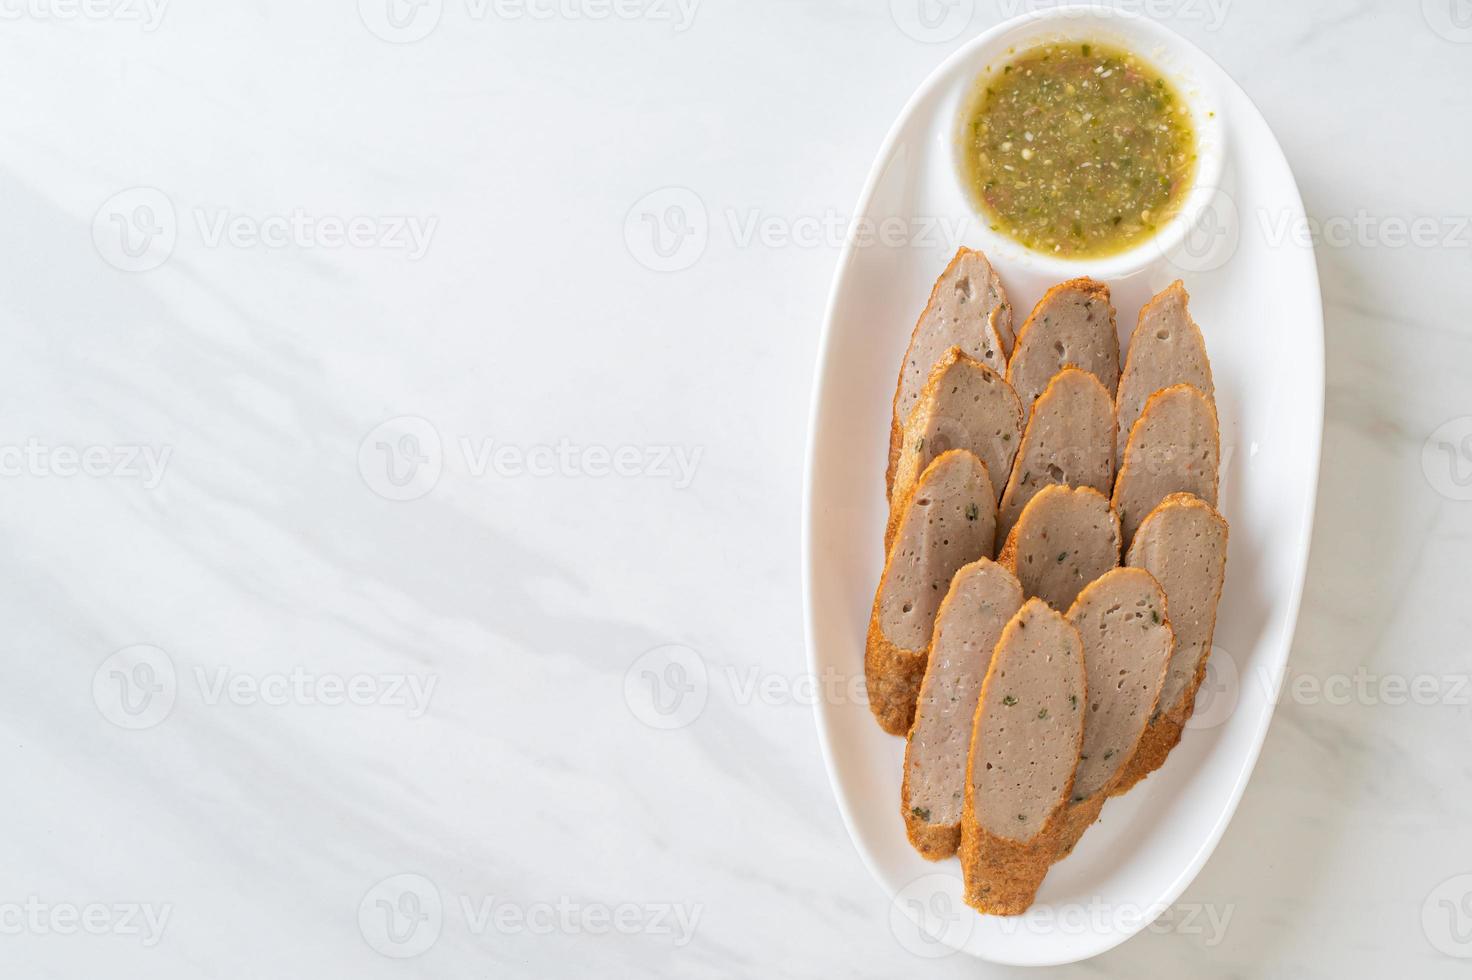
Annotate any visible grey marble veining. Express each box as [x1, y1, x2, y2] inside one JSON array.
[[0, 0, 1468, 976]]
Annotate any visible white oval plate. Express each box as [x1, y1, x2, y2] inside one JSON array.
[[801, 8, 1323, 966]]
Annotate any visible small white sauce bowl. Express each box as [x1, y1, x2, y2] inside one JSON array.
[[950, 6, 1227, 285]]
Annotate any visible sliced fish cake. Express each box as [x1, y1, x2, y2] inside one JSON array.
[[1116, 280, 1216, 464], [1112, 383, 1220, 546], [998, 484, 1121, 612], [1112, 493, 1230, 795], [997, 368, 1115, 547], [1007, 278, 1119, 426], [889, 349, 1022, 547], [888, 248, 1013, 494], [1056, 568, 1173, 849], [959, 599, 1085, 915], [901, 559, 1024, 860], [866, 450, 998, 736]]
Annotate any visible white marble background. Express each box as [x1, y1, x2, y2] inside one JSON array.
[[1, 0, 1469, 976]]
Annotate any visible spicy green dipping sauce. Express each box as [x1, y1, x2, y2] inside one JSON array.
[[959, 42, 1198, 258]]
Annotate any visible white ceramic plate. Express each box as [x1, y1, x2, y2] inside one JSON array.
[[801, 7, 1323, 966]]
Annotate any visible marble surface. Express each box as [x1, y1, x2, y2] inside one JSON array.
[[2, 0, 1469, 976]]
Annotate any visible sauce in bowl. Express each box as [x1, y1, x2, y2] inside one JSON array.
[[959, 42, 1198, 259]]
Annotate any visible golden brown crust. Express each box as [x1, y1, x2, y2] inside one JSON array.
[[960, 806, 1076, 915], [1109, 493, 1230, 795], [959, 601, 1085, 915], [902, 811, 962, 861], [864, 616, 926, 736], [1053, 794, 1110, 859], [996, 516, 1021, 574], [1109, 713, 1187, 797], [887, 416, 905, 505], [886, 249, 1010, 496]]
